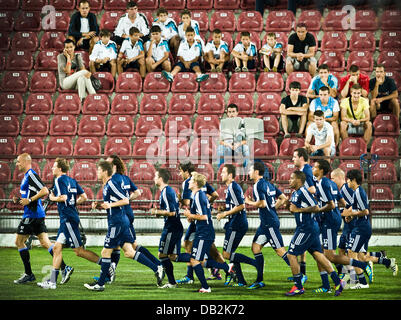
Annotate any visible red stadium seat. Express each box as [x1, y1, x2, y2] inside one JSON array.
[[297, 9, 322, 31], [74, 136, 102, 157], [0, 115, 19, 137], [159, 0, 185, 9], [110, 93, 138, 114], [265, 10, 295, 32], [17, 137, 45, 156], [255, 92, 281, 115], [46, 10, 71, 32], [72, 161, 98, 182], [20, 115, 49, 136], [40, 31, 66, 51], [234, 31, 261, 50], [369, 161, 397, 182], [187, 0, 213, 9], [193, 163, 215, 181], [285, 72, 312, 94], [169, 93, 196, 115], [210, 10, 236, 32], [377, 51, 401, 71], [165, 10, 180, 25], [199, 72, 227, 93], [380, 10, 401, 31], [252, 138, 278, 159], [379, 31, 401, 51], [143, 72, 170, 93], [0, 137, 16, 156], [82, 94, 110, 115], [93, 72, 115, 93], [22, 0, 47, 10], [11, 32, 38, 51], [0, 32, 10, 51], [0, 51, 4, 70], [0, 11, 13, 32], [322, 10, 348, 31], [13, 160, 41, 182], [229, 72, 256, 92], [193, 115, 220, 136], [0, 161, 11, 182], [214, 0, 240, 9], [135, 115, 163, 137], [0, 92, 23, 115], [349, 31, 376, 52], [132, 137, 160, 159], [100, 11, 124, 31], [129, 161, 156, 182], [320, 31, 347, 52], [237, 10, 263, 32], [49, 0, 76, 10], [256, 72, 284, 92], [227, 92, 254, 115], [53, 93, 81, 115], [6, 50, 33, 71], [189, 137, 217, 161], [137, 0, 159, 10], [385, 70, 401, 92], [161, 138, 190, 160], [49, 114, 77, 136], [370, 137, 398, 157], [373, 114, 400, 136], [41, 161, 57, 183], [104, 137, 132, 156], [106, 115, 135, 136], [6, 187, 21, 211], [0, 71, 28, 92], [34, 50, 58, 71], [116, 72, 143, 93], [164, 115, 192, 137], [257, 115, 280, 137], [14, 11, 41, 31], [369, 185, 394, 211], [318, 51, 345, 72], [75, 51, 90, 69], [354, 9, 378, 31], [276, 161, 296, 182], [279, 137, 305, 156], [30, 71, 57, 93], [339, 137, 367, 158], [132, 185, 153, 210], [25, 93, 53, 115], [171, 72, 198, 93], [239, 0, 256, 9], [192, 11, 209, 32], [45, 136, 73, 156], [104, 0, 129, 10], [140, 93, 167, 115], [347, 51, 374, 73], [77, 115, 106, 137], [159, 162, 182, 181], [197, 93, 225, 115], [0, 0, 19, 10], [337, 160, 360, 177]]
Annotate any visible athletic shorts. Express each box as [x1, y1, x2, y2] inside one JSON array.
[[286, 56, 317, 71], [287, 229, 322, 256], [159, 228, 183, 255], [184, 222, 196, 242], [104, 224, 135, 249], [129, 223, 137, 243], [223, 228, 247, 254], [56, 221, 83, 249], [252, 224, 285, 249], [338, 223, 354, 250], [191, 237, 213, 262], [320, 218, 341, 250], [17, 217, 47, 236], [346, 229, 371, 253], [175, 61, 200, 72]]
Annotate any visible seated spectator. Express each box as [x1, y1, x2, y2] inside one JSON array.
[[152, 7, 180, 58], [307, 86, 340, 145], [89, 29, 117, 78], [117, 27, 145, 78], [232, 31, 258, 72], [340, 84, 372, 144], [307, 64, 338, 99], [305, 110, 336, 157], [114, 1, 150, 46], [369, 64, 400, 120], [58, 39, 96, 102], [177, 9, 203, 45], [67, 0, 99, 54], [286, 23, 317, 76], [204, 28, 230, 72], [280, 81, 308, 138], [260, 32, 284, 72], [161, 27, 208, 83], [217, 104, 250, 169], [339, 64, 369, 99], [145, 25, 172, 73]]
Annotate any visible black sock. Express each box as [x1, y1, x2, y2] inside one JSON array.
[[19, 247, 32, 275]]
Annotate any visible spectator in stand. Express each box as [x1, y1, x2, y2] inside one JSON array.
[[58, 39, 96, 103], [114, 1, 150, 46], [307, 64, 338, 100], [89, 29, 118, 78], [152, 7, 180, 58], [280, 81, 309, 138], [67, 0, 99, 54], [232, 31, 258, 72], [204, 28, 230, 72], [117, 27, 146, 78], [177, 9, 203, 45], [305, 110, 336, 157], [340, 84, 372, 144], [339, 65, 369, 100], [260, 32, 284, 73], [145, 25, 172, 73], [286, 23, 317, 77], [369, 64, 400, 120]]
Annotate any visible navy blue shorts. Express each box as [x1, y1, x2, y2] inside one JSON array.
[[56, 221, 83, 249], [175, 61, 200, 72], [104, 224, 135, 249], [252, 224, 285, 249], [338, 224, 354, 250], [223, 228, 246, 254], [191, 237, 213, 262], [288, 229, 322, 256], [159, 228, 183, 255], [320, 220, 341, 250], [347, 229, 371, 253], [184, 222, 196, 242]]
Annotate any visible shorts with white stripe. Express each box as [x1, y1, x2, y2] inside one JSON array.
[[159, 229, 183, 255], [104, 224, 135, 249], [191, 238, 213, 262], [223, 228, 246, 254], [252, 225, 284, 249], [56, 221, 82, 248], [346, 231, 371, 253], [320, 224, 340, 250], [288, 229, 322, 256], [184, 222, 196, 242]]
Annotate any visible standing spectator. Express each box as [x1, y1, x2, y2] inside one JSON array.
[[260, 32, 284, 72], [280, 81, 309, 138], [114, 1, 150, 46], [89, 29, 118, 78], [68, 0, 99, 54], [307, 64, 338, 99], [286, 23, 317, 76], [339, 65, 370, 99], [204, 28, 230, 72], [305, 110, 336, 157], [145, 25, 172, 73], [232, 31, 258, 72], [152, 7, 180, 58], [369, 64, 400, 120], [117, 27, 146, 78], [58, 39, 96, 103], [340, 84, 372, 144]]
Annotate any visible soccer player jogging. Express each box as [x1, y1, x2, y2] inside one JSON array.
[[216, 164, 257, 287], [85, 161, 164, 291], [286, 171, 345, 297], [151, 168, 184, 288], [244, 162, 289, 290], [37, 158, 101, 289], [183, 172, 235, 293], [12, 153, 72, 285]]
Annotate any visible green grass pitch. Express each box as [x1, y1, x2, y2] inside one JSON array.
[[1, 245, 400, 300]]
